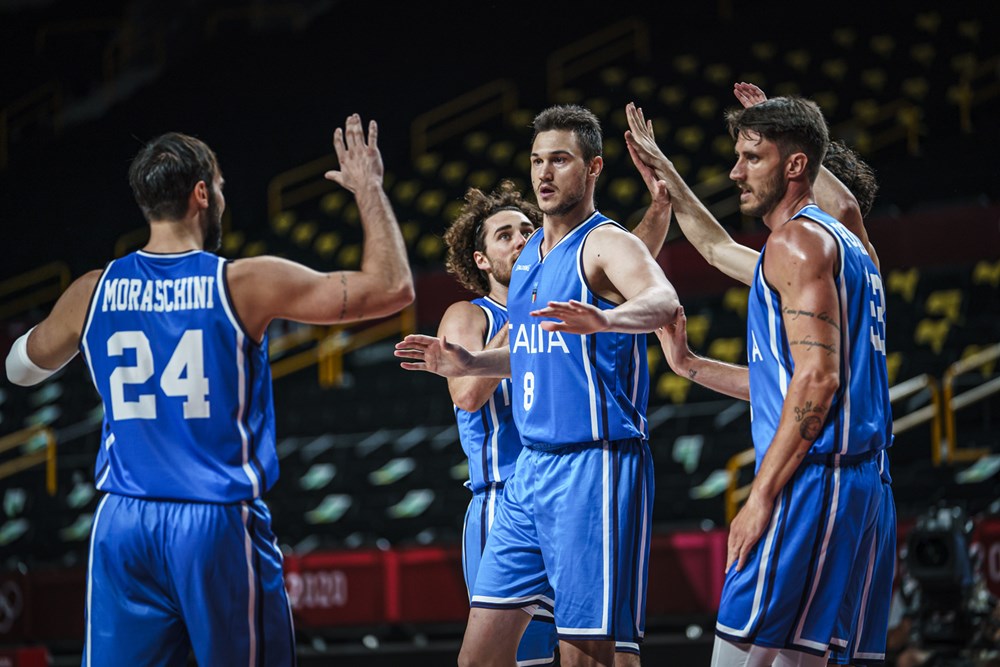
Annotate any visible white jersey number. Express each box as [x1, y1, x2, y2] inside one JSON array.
[[867, 271, 887, 354], [107, 329, 211, 420], [522, 371, 535, 411]]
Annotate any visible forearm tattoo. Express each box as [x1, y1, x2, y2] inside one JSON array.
[[794, 400, 826, 441], [338, 273, 349, 321]]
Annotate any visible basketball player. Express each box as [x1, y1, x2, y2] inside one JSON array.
[[397, 104, 681, 667], [626, 86, 896, 666], [441, 171, 671, 666], [629, 95, 893, 666], [5, 115, 413, 666]]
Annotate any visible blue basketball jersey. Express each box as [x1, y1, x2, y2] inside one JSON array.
[[454, 296, 521, 492], [80, 250, 277, 502], [747, 204, 892, 463], [508, 212, 649, 449]]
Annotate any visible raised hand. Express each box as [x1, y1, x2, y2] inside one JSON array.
[[531, 300, 610, 335], [394, 334, 474, 377], [324, 114, 384, 192], [624, 102, 669, 170], [733, 82, 767, 108]]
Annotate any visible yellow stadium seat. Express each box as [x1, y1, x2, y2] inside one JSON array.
[[886, 351, 902, 386], [320, 191, 350, 216], [902, 77, 930, 99], [657, 373, 691, 404], [221, 231, 244, 256], [673, 54, 700, 75], [393, 180, 421, 205], [463, 131, 491, 155], [487, 140, 516, 166], [723, 287, 750, 320], [608, 177, 639, 206], [659, 85, 686, 107], [832, 28, 857, 48], [961, 345, 997, 377], [887, 268, 919, 303], [704, 63, 732, 86], [242, 241, 267, 258], [692, 96, 719, 120], [685, 314, 711, 349], [416, 190, 446, 217], [785, 50, 811, 72], [414, 153, 442, 177], [861, 68, 888, 92], [676, 126, 705, 152], [972, 260, 1000, 288], [440, 161, 469, 187], [271, 211, 295, 235], [914, 12, 941, 34], [338, 244, 361, 269], [314, 232, 341, 259], [924, 289, 962, 323], [821, 58, 848, 81], [400, 222, 420, 247], [466, 169, 498, 190], [416, 234, 444, 261], [628, 76, 657, 99], [291, 221, 318, 246], [708, 338, 744, 364], [870, 35, 896, 58], [913, 318, 951, 354], [910, 44, 935, 68], [647, 345, 663, 375], [750, 42, 776, 62]]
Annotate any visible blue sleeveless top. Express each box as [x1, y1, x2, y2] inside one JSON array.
[[747, 205, 892, 467], [507, 212, 649, 450], [81, 250, 276, 502], [453, 296, 523, 492]]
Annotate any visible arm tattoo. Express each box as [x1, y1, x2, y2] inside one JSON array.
[[338, 274, 349, 321], [794, 400, 826, 441], [789, 335, 837, 356], [688, 368, 698, 380], [782, 306, 840, 331]]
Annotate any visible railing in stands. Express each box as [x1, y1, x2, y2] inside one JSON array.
[[942, 342, 1000, 465], [0, 83, 62, 170], [0, 425, 57, 496], [0, 261, 71, 321], [270, 304, 417, 387], [725, 372, 946, 523], [546, 18, 650, 101], [410, 79, 519, 162]]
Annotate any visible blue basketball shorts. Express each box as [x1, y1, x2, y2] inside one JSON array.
[[715, 453, 885, 658], [829, 480, 897, 665], [84, 493, 296, 667], [464, 484, 557, 666], [470, 438, 654, 652]]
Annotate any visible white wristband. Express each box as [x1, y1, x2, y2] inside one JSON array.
[[6, 327, 59, 386]]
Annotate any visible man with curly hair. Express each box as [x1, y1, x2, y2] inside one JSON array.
[[440, 173, 671, 665], [399, 104, 682, 666]]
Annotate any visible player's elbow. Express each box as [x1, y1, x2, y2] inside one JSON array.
[[452, 391, 486, 413], [370, 276, 415, 318], [797, 367, 840, 400]]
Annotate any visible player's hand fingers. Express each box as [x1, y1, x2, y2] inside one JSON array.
[[344, 114, 362, 148], [367, 119, 378, 149], [323, 169, 342, 184]]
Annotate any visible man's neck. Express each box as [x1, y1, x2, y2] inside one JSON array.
[[144, 218, 205, 253], [487, 281, 508, 306], [762, 185, 814, 231], [541, 202, 596, 253]]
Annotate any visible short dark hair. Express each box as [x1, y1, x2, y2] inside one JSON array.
[[531, 104, 603, 162], [128, 132, 219, 222], [823, 140, 878, 218], [443, 180, 541, 296], [725, 96, 829, 183]]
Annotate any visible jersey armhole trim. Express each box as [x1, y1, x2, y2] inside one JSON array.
[[220, 259, 260, 347], [79, 260, 115, 354], [577, 221, 625, 308]]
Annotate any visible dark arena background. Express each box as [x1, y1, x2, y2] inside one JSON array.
[[1, 1, 999, 665]]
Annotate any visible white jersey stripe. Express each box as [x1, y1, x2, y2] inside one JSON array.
[[216, 259, 260, 497], [85, 494, 111, 667], [241, 503, 257, 666]]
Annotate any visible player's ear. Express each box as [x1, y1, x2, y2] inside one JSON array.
[[191, 180, 209, 211], [786, 152, 808, 180], [589, 155, 603, 178], [474, 250, 491, 272]]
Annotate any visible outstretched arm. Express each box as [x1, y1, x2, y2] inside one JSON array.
[[437, 301, 509, 411], [625, 103, 758, 286], [228, 114, 414, 342], [395, 334, 510, 378], [656, 307, 749, 400], [5, 271, 101, 385], [531, 226, 680, 335]]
